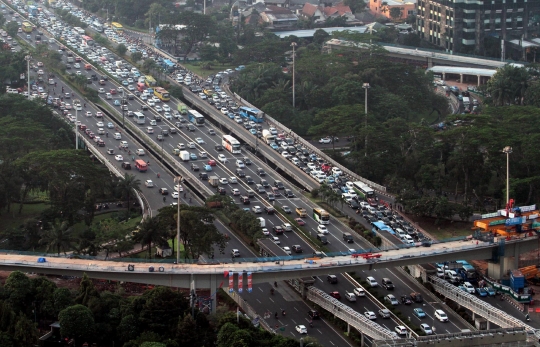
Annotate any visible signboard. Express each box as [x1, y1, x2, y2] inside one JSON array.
[[238, 273, 243, 293], [247, 272, 253, 293], [519, 204, 536, 212], [228, 272, 234, 293], [506, 217, 525, 226], [482, 211, 500, 219], [529, 214, 538, 220], [489, 220, 506, 226]]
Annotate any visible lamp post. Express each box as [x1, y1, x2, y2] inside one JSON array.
[[502, 146, 512, 205], [160, 129, 165, 164], [121, 88, 126, 128], [362, 83, 370, 157], [291, 42, 297, 108], [74, 98, 80, 149], [25, 55, 32, 98], [174, 176, 182, 263]]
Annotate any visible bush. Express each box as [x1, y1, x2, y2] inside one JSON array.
[[311, 188, 319, 199]]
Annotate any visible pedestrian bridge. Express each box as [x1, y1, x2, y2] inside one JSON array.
[[0, 235, 535, 290]]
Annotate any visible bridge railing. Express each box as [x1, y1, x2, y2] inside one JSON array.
[[307, 287, 396, 341]]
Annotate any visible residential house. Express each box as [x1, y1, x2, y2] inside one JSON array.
[[259, 5, 299, 28], [301, 2, 355, 24]]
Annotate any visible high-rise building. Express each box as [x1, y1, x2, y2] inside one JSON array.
[[416, 0, 540, 56]]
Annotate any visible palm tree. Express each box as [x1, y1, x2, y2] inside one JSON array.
[[132, 216, 167, 259], [39, 220, 75, 255], [117, 174, 142, 214]]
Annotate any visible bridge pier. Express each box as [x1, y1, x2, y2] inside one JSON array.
[[460, 73, 463, 83], [477, 74, 481, 86], [360, 332, 364, 346], [210, 273, 218, 314]]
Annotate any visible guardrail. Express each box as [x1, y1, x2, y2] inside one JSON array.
[[230, 91, 388, 194], [307, 286, 398, 341]]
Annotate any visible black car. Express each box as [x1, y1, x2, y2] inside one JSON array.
[[121, 162, 131, 170], [236, 169, 245, 177], [292, 245, 303, 253], [274, 180, 284, 189], [327, 275, 338, 284], [349, 200, 359, 209], [308, 310, 320, 320], [199, 172, 208, 180], [245, 176, 254, 184], [217, 187, 226, 195], [257, 168, 266, 176], [260, 179, 270, 188], [190, 164, 199, 171], [284, 189, 294, 198], [215, 145, 224, 151], [243, 157, 252, 165], [264, 206, 275, 214], [154, 115, 162, 122]]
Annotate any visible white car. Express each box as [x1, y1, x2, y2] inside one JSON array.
[[353, 287, 365, 297], [319, 137, 332, 144], [145, 180, 154, 187], [198, 92, 207, 99], [195, 138, 205, 144], [155, 105, 162, 112], [218, 154, 228, 163], [272, 236, 280, 245], [220, 107, 228, 115], [96, 121, 104, 127], [269, 127, 277, 135], [262, 228, 269, 236], [332, 167, 343, 176], [364, 311, 376, 320], [188, 142, 196, 149], [114, 155, 123, 161], [234, 116, 242, 123], [317, 225, 328, 234], [147, 100, 155, 107], [98, 88, 105, 93], [171, 192, 179, 199], [229, 177, 237, 184], [231, 188, 240, 195], [395, 326, 407, 336], [120, 141, 128, 148], [174, 184, 184, 192], [162, 105, 171, 112], [107, 122, 114, 129], [366, 276, 379, 287], [295, 325, 307, 334], [283, 246, 291, 255], [219, 178, 228, 185]]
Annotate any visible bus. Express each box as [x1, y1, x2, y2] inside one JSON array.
[[111, 22, 123, 33], [154, 87, 170, 101], [135, 159, 148, 172], [82, 35, 94, 46], [313, 208, 330, 225], [352, 181, 375, 199], [134, 111, 145, 125], [144, 75, 157, 88], [188, 110, 205, 126], [22, 22, 33, 33], [136, 82, 146, 92], [222, 135, 241, 154], [239, 106, 264, 123]]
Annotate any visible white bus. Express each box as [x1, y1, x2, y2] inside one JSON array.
[[134, 111, 145, 125], [352, 181, 375, 199], [188, 110, 205, 126], [313, 208, 330, 224], [222, 135, 241, 154]]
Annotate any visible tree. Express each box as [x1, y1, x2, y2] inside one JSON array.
[[131, 51, 142, 63], [58, 304, 96, 343], [117, 43, 127, 57], [389, 7, 403, 21], [308, 104, 361, 151], [53, 287, 73, 315], [117, 174, 142, 214], [132, 216, 167, 259], [176, 12, 216, 60], [75, 273, 100, 306], [4, 271, 32, 315], [485, 65, 529, 106], [5, 21, 19, 38], [39, 220, 75, 255], [0, 14, 6, 28]]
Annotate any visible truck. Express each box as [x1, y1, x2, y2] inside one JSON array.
[[115, 60, 123, 69], [463, 96, 470, 107], [179, 150, 190, 162], [208, 176, 219, 187], [262, 129, 275, 145], [343, 232, 353, 243]]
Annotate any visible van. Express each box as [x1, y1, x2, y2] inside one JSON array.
[[345, 292, 356, 302], [257, 217, 265, 228], [343, 232, 353, 243], [445, 270, 459, 283], [403, 235, 415, 246], [113, 133, 121, 140], [317, 234, 328, 244]]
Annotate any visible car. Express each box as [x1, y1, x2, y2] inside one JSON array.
[[364, 311, 376, 320], [245, 176, 254, 184], [231, 249, 240, 257], [395, 326, 407, 336], [159, 188, 168, 195], [378, 308, 391, 319], [353, 287, 365, 297], [251, 206, 262, 214], [217, 187, 226, 195], [190, 153, 197, 160], [190, 163, 200, 171], [219, 178, 228, 185], [434, 309, 448, 322], [114, 155, 123, 161], [188, 142, 196, 149], [308, 310, 320, 320], [121, 162, 131, 170], [292, 245, 303, 253], [410, 292, 423, 303], [317, 225, 328, 234], [107, 122, 114, 129], [231, 188, 241, 196], [476, 287, 488, 297], [327, 275, 338, 284], [113, 99, 121, 106], [294, 218, 305, 226], [218, 154, 228, 163], [413, 308, 426, 318], [273, 226, 284, 234], [215, 145, 223, 151], [382, 278, 395, 290], [385, 294, 399, 306], [145, 180, 154, 187], [329, 291, 341, 299], [120, 141, 128, 148], [295, 324, 308, 334], [207, 159, 217, 166], [420, 323, 433, 335], [401, 295, 412, 305], [366, 276, 378, 287], [282, 246, 292, 255], [257, 168, 266, 176], [195, 137, 205, 144], [485, 287, 496, 296], [272, 236, 280, 245], [319, 137, 332, 144], [282, 206, 292, 214]]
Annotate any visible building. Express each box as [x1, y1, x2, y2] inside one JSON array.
[[416, 0, 540, 55], [301, 2, 355, 24], [369, 0, 416, 21], [259, 5, 299, 29]]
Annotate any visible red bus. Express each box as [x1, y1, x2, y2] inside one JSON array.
[[82, 35, 94, 46], [136, 83, 146, 92], [135, 160, 147, 172]]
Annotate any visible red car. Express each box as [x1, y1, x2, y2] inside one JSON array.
[[110, 89, 117, 95], [208, 159, 217, 166], [294, 218, 305, 226], [321, 163, 332, 172], [329, 291, 341, 299], [79, 124, 86, 131]]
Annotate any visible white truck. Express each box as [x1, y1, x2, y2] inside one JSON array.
[[179, 150, 190, 162], [262, 129, 275, 144], [115, 60, 123, 69], [463, 96, 470, 108]]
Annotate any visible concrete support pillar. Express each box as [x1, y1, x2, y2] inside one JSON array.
[[442, 72, 446, 81], [347, 322, 350, 335], [486, 320, 490, 330], [477, 75, 481, 86], [301, 283, 307, 299], [210, 274, 218, 314], [460, 73, 463, 83], [472, 311, 476, 321], [360, 332, 364, 346]]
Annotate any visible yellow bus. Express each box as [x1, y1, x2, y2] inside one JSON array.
[[313, 208, 330, 224], [22, 22, 33, 33], [144, 75, 157, 88], [154, 87, 170, 101], [111, 22, 123, 33]]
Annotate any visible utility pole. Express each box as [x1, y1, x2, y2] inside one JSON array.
[[291, 42, 297, 108], [362, 83, 370, 157]]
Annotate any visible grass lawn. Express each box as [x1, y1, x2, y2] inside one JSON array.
[[0, 203, 50, 231], [406, 214, 473, 241], [183, 63, 238, 79]]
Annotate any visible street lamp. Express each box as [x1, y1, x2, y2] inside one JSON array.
[[174, 176, 182, 263], [121, 89, 126, 129], [362, 82, 370, 157], [25, 55, 32, 98], [74, 98, 80, 149], [291, 42, 297, 108], [502, 146, 512, 205]]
